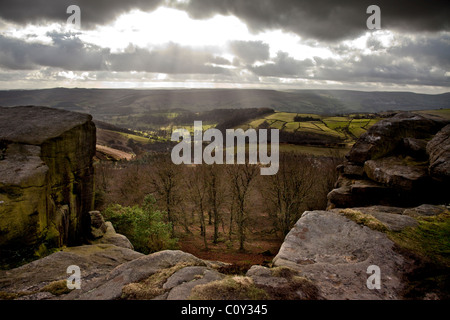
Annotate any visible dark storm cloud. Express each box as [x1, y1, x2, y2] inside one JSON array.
[[178, 0, 450, 41], [229, 40, 270, 64], [0, 33, 228, 74], [0, 1, 448, 40], [0, 0, 164, 28]]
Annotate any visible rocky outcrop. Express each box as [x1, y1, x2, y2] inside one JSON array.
[[88, 211, 134, 250], [1, 111, 448, 301], [272, 210, 408, 299], [1, 202, 448, 300], [427, 124, 450, 183], [272, 203, 448, 300], [0, 244, 143, 300], [328, 112, 450, 208], [0, 106, 96, 265]]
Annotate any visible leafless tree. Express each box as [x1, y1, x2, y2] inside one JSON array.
[[184, 165, 209, 250], [204, 165, 227, 244], [260, 153, 315, 236], [227, 163, 259, 251], [150, 156, 183, 236]]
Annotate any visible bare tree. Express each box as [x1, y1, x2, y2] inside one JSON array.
[[185, 165, 209, 250], [204, 164, 226, 244], [227, 163, 259, 252], [150, 156, 183, 236], [260, 153, 315, 236]]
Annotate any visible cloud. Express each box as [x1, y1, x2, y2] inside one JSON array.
[[228, 40, 270, 64], [244, 31, 450, 88], [0, 33, 108, 70], [0, 32, 229, 75], [249, 51, 314, 77], [312, 34, 450, 87], [0, 32, 109, 70], [178, 0, 450, 41], [0, 0, 164, 28], [1, 1, 448, 40], [108, 43, 230, 74], [390, 33, 450, 69]]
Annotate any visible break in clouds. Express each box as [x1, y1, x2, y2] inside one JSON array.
[[0, 0, 448, 91]]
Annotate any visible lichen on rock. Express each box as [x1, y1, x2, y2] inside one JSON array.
[[0, 106, 96, 267]]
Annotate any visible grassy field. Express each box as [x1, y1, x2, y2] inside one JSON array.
[[101, 109, 449, 157], [117, 131, 153, 144], [241, 111, 382, 142], [417, 108, 450, 120], [279, 143, 350, 156]]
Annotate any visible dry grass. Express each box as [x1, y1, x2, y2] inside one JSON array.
[[339, 209, 388, 232], [121, 261, 199, 300], [189, 276, 269, 300], [40, 279, 71, 296]]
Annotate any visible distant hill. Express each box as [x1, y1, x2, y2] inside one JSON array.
[[0, 88, 449, 122]]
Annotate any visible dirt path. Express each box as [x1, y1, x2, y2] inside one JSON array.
[[96, 144, 134, 161]]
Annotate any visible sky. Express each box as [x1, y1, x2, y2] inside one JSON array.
[[0, 0, 448, 93]]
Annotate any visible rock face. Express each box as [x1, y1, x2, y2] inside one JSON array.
[[427, 124, 450, 183], [0, 106, 96, 263], [328, 112, 450, 208], [272, 210, 410, 299], [1, 202, 448, 300]]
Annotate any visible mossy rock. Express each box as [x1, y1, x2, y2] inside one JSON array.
[[189, 276, 269, 300], [339, 208, 388, 232]]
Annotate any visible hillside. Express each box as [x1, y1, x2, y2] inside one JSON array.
[[0, 89, 449, 124], [95, 108, 450, 159]]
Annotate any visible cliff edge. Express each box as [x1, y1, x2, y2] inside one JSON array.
[[0, 106, 96, 267]]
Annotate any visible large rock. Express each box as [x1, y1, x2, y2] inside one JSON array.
[[403, 204, 448, 217], [364, 157, 429, 191], [90, 221, 134, 250], [328, 112, 450, 208], [164, 267, 224, 300], [333, 206, 418, 232], [0, 106, 96, 264], [347, 112, 445, 164], [0, 244, 143, 299], [427, 124, 450, 183], [273, 210, 412, 299], [63, 250, 207, 300], [327, 178, 399, 208]]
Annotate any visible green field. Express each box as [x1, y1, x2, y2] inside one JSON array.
[[238, 111, 382, 143], [279, 144, 350, 156], [265, 112, 297, 122], [117, 131, 152, 144], [417, 108, 450, 120], [104, 109, 450, 157]]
